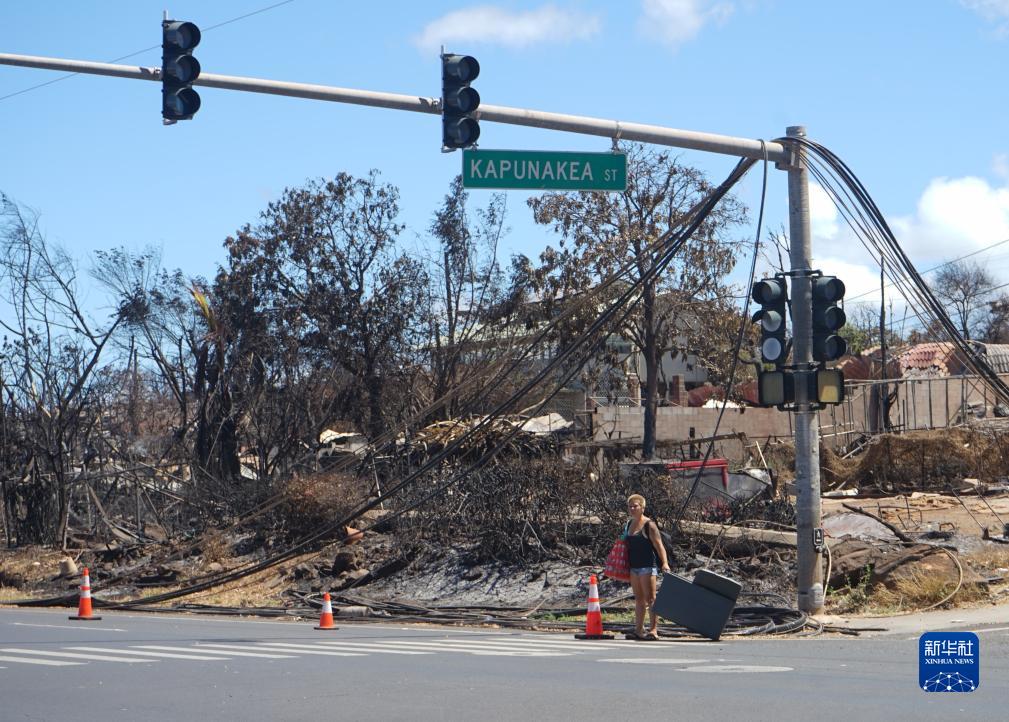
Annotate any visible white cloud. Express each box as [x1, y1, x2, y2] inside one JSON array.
[[811, 256, 885, 302], [789, 173, 1009, 309], [809, 182, 840, 242], [961, 0, 1009, 34], [808, 174, 1009, 264], [994, 153, 1009, 181], [896, 176, 1009, 258], [413, 5, 601, 52], [638, 0, 734, 49]]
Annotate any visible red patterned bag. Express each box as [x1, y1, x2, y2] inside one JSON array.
[[603, 522, 631, 582]]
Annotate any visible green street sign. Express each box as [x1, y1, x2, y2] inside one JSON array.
[[462, 149, 627, 191]]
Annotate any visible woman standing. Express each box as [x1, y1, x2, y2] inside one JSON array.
[[624, 493, 670, 640]]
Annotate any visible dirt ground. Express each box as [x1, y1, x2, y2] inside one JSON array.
[[823, 492, 1009, 549]]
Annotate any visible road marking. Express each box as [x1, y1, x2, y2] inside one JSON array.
[[9, 622, 127, 632], [214, 641, 365, 661], [0, 648, 154, 664], [181, 644, 297, 659], [365, 640, 569, 656], [486, 637, 626, 649], [67, 646, 230, 661], [256, 641, 425, 657], [311, 642, 432, 655], [391, 641, 577, 653], [682, 665, 793, 673], [511, 635, 702, 649], [598, 658, 712, 664], [376, 639, 567, 651], [0, 654, 82, 666], [450, 638, 605, 651], [455, 639, 618, 652], [972, 626, 1009, 634]]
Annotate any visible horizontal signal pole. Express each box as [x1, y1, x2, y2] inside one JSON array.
[[0, 52, 789, 164]]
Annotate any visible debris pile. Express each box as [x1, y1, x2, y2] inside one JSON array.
[[401, 413, 571, 462]]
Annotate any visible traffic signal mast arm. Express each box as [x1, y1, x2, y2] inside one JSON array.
[[0, 52, 789, 164]]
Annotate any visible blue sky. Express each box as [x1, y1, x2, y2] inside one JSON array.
[[2, 1, 1008, 326]]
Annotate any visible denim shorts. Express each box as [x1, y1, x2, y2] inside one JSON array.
[[630, 567, 658, 576]]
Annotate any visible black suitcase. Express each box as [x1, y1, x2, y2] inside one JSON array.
[[652, 569, 741, 641]]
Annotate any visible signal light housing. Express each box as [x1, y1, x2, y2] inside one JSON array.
[[815, 367, 845, 404], [751, 278, 789, 367], [441, 54, 480, 150], [758, 370, 790, 407], [757, 368, 845, 409], [162, 20, 201, 122], [811, 276, 847, 362]]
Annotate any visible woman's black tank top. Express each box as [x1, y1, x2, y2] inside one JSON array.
[[626, 520, 658, 568]]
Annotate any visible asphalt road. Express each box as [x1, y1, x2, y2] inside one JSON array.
[[0, 607, 1006, 721]]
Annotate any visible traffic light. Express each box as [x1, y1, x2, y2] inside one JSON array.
[[441, 54, 480, 150], [811, 276, 847, 362], [757, 368, 845, 408], [757, 369, 790, 407], [162, 20, 201, 121], [815, 368, 845, 404], [751, 278, 789, 367]]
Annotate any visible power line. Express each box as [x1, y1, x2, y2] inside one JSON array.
[[879, 278, 1009, 333], [846, 236, 1009, 301], [797, 137, 1009, 405], [0, 0, 297, 104]]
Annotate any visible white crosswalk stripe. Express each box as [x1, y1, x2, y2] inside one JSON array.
[[193, 643, 361, 657], [297, 641, 432, 655], [499, 635, 697, 649], [404, 640, 577, 653], [67, 646, 230, 661], [475, 636, 627, 649], [0, 654, 82, 667], [0, 648, 155, 663], [0, 633, 683, 670], [178, 644, 296, 658], [356, 640, 571, 656]]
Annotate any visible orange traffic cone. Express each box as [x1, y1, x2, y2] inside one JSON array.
[[69, 567, 102, 621], [314, 592, 338, 630], [574, 574, 612, 640]]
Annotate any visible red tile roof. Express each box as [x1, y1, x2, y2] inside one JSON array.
[[896, 342, 963, 376]]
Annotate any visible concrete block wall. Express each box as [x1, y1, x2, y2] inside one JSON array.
[[592, 373, 1009, 461], [593, 405, 795, 461]]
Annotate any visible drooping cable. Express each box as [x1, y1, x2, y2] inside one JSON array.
[[791, 137, 1009, 406], [670, 142, 769, 529]]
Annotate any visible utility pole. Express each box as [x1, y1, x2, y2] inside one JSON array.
[[784, 126, 824, 614]]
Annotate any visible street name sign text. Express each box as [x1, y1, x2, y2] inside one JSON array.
[[462, 150, 627, 191]]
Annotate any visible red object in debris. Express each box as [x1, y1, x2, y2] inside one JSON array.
[[665, 459, 729, 490]]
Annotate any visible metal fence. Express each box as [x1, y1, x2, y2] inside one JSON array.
[[815, 373, 1009, 451]]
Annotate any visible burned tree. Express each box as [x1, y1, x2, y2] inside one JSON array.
[[423, 176, 518, 419], [931, 260, 996, 341], [218, 171, 428, 444], [0, 195, 122, 545], [528, 144, 747, 458]]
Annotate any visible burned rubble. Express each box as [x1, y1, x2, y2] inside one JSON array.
[[3, 423, 1009, 631]]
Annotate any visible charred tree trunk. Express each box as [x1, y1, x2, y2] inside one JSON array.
[[366, 373, 384, 441], [642, 279, 660, 460]]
